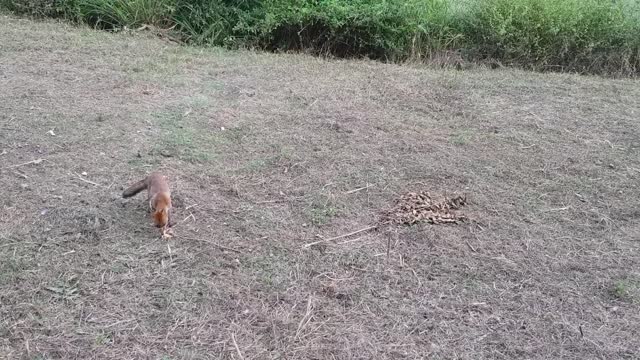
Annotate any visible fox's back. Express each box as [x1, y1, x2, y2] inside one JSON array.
[[147, 172, 170, 196]]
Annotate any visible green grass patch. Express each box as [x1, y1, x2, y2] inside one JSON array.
[[611, 279, 639, 303], [306, 193, 339, 226], [450, 129, 474, 146], [151, 108, 215, 163], [244, 245, 294, 291]]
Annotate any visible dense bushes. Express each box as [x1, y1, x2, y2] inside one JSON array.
[[245, 1, 456, 59], [0, 0, 62, 17], [172, 0, 261, 46], [2, 0, 639, 76], [465, 0, 640, 74]]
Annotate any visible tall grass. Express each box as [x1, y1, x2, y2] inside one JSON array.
[[172, 0, 260, 46], [64, 0, 175, 29], [2, 0, 639, 76]]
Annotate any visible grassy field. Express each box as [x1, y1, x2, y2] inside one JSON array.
[[1, 14, 640, 359]]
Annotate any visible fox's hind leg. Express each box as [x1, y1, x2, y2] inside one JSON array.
[[148, 194, 156, 213]]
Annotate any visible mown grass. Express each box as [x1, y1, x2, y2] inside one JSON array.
[[2, 13, 640, 359], [2, 0, 639, 75], [151, 107, 216, 163]]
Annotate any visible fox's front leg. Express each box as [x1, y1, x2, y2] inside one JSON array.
[[161, 224, 174, 239]]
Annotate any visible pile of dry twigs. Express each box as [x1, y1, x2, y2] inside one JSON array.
[[381, 191, 467, 225]]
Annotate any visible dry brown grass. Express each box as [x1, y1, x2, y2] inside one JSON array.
[[1, 14, 640, 360]]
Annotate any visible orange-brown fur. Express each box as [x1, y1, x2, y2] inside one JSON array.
[[123, 172, 173, 235]]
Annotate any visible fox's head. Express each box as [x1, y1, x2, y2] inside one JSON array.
[[153, 208, 169, 228], [152, 192, 171, 228]]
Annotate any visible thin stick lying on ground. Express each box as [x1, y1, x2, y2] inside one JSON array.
[[303, 225, 377, 248], [2, 158, 44, 169], [230, 332, 244, 360], [254, 199, 285, 204], [465, 239, 477, 252], [182, 236, 243, 253], [185, 203, 198, 210], [345, 183, 375, 194], [337, 236, 367, 245], [13, 171, 28, 179], [180, 213, 195, 224], [545, 206, 571, 212], [295, 297, 314, 340], [74, 172, 102, 187], [255, 197, 303, 204]]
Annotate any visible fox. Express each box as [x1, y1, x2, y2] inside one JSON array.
[[122, 172, 173, 238]]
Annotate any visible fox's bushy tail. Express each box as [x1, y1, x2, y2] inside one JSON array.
[[122, 178, 147, 198]]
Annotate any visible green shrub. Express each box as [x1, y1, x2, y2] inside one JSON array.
[[238, 0, 462, 60], [1, 0, 63, 17], [250, 0, 410, 58], [172, 0, 262, 46], [402, 0, 465, 60]]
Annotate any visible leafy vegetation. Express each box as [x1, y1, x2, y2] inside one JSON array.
[[2, 0, 639, 75]]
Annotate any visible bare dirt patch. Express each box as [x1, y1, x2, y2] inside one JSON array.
[[1, 14, 640, 360]]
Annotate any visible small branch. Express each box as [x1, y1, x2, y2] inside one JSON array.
[[519, 144, 536, 150], [254, 199, 285, 204], [386, 236, 391, 260], [182, 236, 242, 253], [104, 319, 136, 329], [230, 332, 244, 360], [180, 213, 195, 224], [254, 197, 302, 204], [303, 225, 377, 248], [408, 267, 422, 287], [74, 172, 102, 187], [13, 171, 28, 179], [2, 158, 44, 169], [295, 297, 314, 340], [336, 236, 367, 245], [545, 206, 571, 212], [307, 98, 318, 108], [465, 239, 477, 252], [345, 183, 375, 194]]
